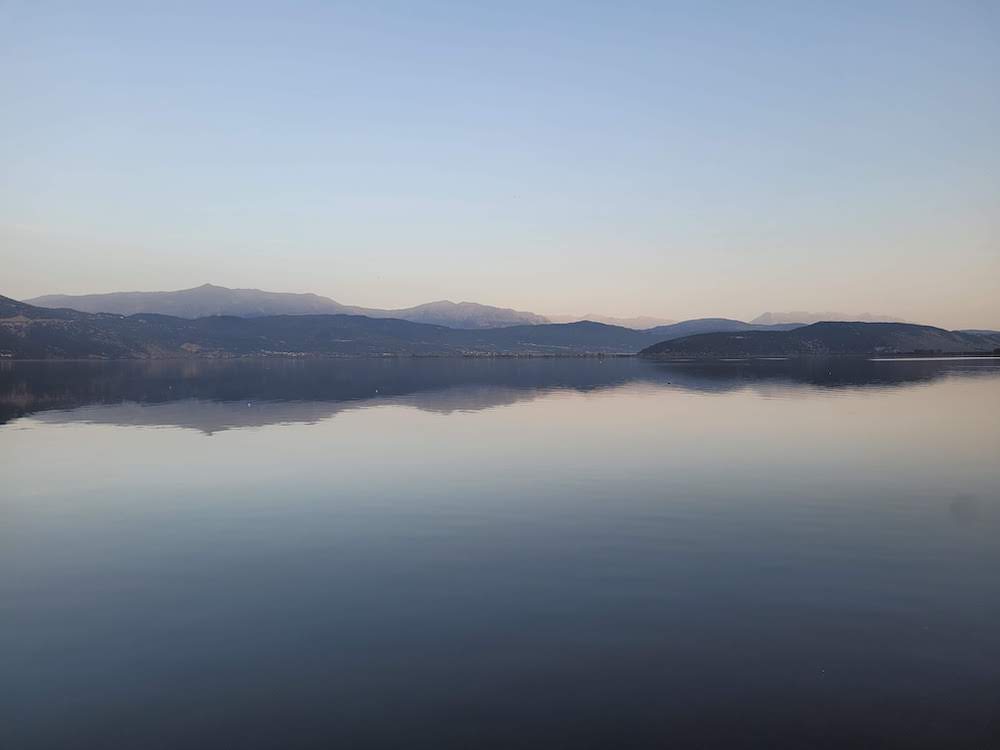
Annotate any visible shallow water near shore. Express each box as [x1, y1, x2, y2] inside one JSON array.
[[3, 358, 1000, 748]]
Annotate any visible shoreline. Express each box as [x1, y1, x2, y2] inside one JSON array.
[[4, 353, 1000, 364]]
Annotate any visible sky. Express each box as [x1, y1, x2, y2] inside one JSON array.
[[2, 1, 998, 328]]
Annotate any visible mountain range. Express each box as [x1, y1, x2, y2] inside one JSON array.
[[1, 295, 809, 358], [27, 285, 679, 330], [23, 285, 907, 331], [26, 284, 548, 330], [4, 294, 997, 359]]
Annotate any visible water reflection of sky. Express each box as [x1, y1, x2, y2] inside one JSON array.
[[3, 358, 1000, 749]]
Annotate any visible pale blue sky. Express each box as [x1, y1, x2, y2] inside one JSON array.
[[2, 1, 998, 327]]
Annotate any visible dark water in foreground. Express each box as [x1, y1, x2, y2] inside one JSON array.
[[2, 358, 1000, 749]]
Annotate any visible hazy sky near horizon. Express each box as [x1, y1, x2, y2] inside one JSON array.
[[2, 1, 998, 327]]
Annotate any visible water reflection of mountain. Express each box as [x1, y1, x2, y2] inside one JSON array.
[[2, 357, 998, 433]]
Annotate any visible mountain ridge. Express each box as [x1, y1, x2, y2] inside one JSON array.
[[8, 294, 995, 360], [25, 284, 548, 330], [27, 285, 924, 333]]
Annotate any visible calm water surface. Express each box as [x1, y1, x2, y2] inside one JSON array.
[[2, 358, 1000, 748]]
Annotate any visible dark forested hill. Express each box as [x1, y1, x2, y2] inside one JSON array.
[[640, 322, 1000, 358]]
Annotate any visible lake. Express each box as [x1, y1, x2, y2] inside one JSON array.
[[3, 357, 999, 748]]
